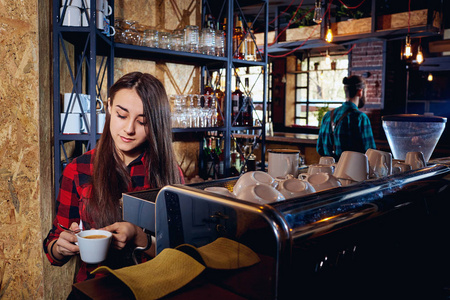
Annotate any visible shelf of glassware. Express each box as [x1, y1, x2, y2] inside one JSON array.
[[172, 126, 263, 134], [113, 43, 265, 67]]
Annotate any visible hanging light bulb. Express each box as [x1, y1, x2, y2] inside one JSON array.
[[428, 73, 433, 81], [416, 44, 424, 64], [313, 0, 322, 24], [325, 50, 331, 65], [325, 25, 333, 43], [404, 35, 412, 58]]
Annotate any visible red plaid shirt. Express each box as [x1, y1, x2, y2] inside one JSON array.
[[43, 149, 184, 282]]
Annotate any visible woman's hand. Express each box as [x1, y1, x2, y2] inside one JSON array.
[[53, 222, 80, 259], [102, 222, 145, 250]]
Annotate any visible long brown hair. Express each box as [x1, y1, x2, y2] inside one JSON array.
[[87, 72, 181, 227]]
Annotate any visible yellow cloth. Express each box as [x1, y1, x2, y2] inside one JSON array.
[[177, 237, 261, 270], [91, 238, 261, 299], [91, 248, 205, 300]]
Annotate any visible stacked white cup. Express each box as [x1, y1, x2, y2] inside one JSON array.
[[61, 93, 105, 134]]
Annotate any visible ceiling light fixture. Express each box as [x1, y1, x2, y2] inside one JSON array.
[[313, 0, 322, 24], [325, 24, 333, 43], [427, 73, 433, 81], [404, 34, 412, 58], [416, 44, 424, 64]]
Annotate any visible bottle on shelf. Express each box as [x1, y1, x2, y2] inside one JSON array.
[[232, 15, 245, 59], [214, 76, 224, 127], [203, 75, 214, 96], [231, 76, 243, 126], [230, 139, 242, 176], [242, 77, 253, 126], [245, 22, 256, 61]]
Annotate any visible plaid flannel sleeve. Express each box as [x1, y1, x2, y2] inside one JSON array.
[[317, 111, 333, 156], [43, 161, 81, 266], [359, 114, 377, 152]]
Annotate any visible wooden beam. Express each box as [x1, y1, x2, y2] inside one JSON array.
[[429, 40, 450, 53]]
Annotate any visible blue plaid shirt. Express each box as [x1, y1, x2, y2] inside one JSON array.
[[316, 101, 376, 159]]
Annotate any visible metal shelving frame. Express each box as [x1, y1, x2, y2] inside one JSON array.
[[52, 0, 268, 198]]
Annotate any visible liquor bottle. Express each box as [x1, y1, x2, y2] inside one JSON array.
[[205, 137, 215, 178], [242, 77, 253, 126], [203, 75, 213, 96], [231, 76, 243, 126], [245, 22, 256, 61], [232, 16, 245, 59], [214, 76, 224, 127], [230, 139, 241, 176], [216, 137, 224, 177]]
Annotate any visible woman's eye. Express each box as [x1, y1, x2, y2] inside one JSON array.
[[138, 120, 146, 126], [116, 113, 126, 119]]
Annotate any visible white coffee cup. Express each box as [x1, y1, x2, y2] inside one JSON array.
[[308, 164, 333, 175], [61, 113, 81, 134], [97, 112, 106, 133], [204, 187, 235, 198], [64, 93, 103, 113], [319, 156, 335, 165], [81, 113, 90, 134], [300, 172, 341, 192], [366, 149, 392, 177], [61, 0, 83, 8], [96, 0, 112, 15], [268, 149, 300, 178], [392, 162, 412, 174], [405, 151, 426, 170], [76, 229, 112, 264], [96, 10, 105, 30], [334, 151, 369, 183], [81, 8, 90, 27], [277, 178, 316, 199], [233, 171, 275, 196], [235, 183, 285, 204], [60, 6, 81, 26]]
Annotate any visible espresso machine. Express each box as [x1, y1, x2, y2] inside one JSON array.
[[123, 163, 450, 299], [123, 114, 450, 299]]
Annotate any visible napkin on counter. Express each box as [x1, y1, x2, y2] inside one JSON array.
[[91, 238, 260, 299], [91, 248, 205, 300]]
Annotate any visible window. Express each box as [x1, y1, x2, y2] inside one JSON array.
[[295, 55, 349, 127]]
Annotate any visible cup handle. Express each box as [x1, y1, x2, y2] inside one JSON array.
[[109, 25, 116, 36], [104, 4, 112, 16], [299, 173, 309, 180], [80, 114, 87, 133], [96, 98, 104, 112]]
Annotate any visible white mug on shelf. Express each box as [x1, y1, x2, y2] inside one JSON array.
[[64, 93, 103, 113], [96, 0, 112, 16], [81, 8, 90, 27], [60, 6, 81, 26], [61, 0, 83, 8], [97, 112, 106, 134], [61, 113, 81, 134]]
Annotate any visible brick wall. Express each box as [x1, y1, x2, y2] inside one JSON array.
[[349, 41, 385, 140]]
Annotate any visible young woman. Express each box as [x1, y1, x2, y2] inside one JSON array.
[[43, 72, 184, 282]]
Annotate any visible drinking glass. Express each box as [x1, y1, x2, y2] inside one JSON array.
[[143, 28, 159, 48], [159, 32, 171, 50], [172, 29, 185, 51], [200, 27, 215, 55], [185, 25, 199, 53], [215, 29, 225, 57]]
